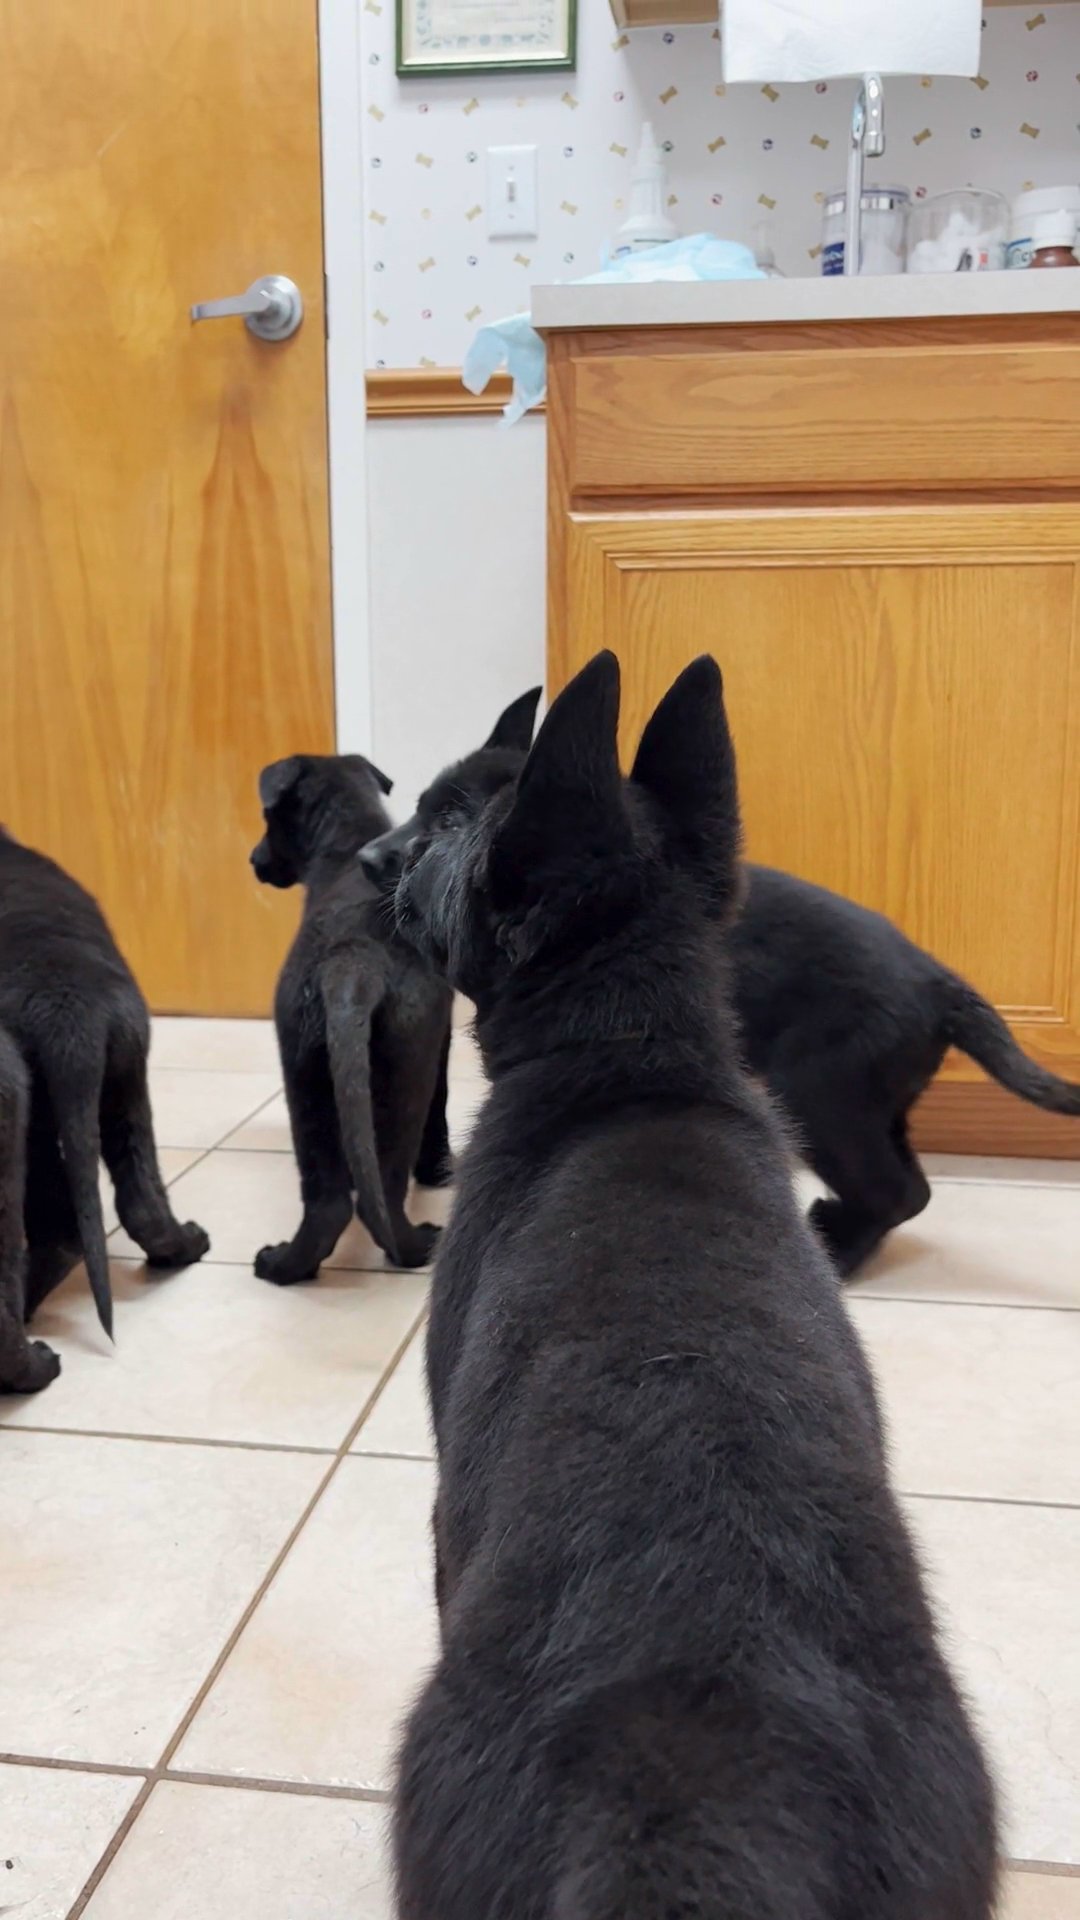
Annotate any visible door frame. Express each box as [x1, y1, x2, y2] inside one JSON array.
[[319, 0, 373, 755]]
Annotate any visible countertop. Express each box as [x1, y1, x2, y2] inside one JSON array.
[[531, 271, 1080, 333]]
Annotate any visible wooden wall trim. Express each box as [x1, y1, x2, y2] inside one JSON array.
[[366, 368, 545, 418], [911, 1080, 1080, 1160]]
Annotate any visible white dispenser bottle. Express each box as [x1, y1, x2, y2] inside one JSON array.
[[612, 122, 678, 257]]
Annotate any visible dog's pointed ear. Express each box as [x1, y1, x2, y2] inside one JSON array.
[[483, 686, 543, 755], [258, 756, 304, 813], [369, 760, 394, 797], [491, 652, 629, 895], [630, 656, 742, 920]]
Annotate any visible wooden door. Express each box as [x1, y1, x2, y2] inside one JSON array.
[[0, 0, 334, 1014], [555, 504, 1080, 1154]]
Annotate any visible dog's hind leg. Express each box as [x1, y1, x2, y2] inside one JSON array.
[[255, 1042, 353, 1285], [323, 959, 438, 1270], [371, 1004, 446, 1268], [22, 1075, 83, 1319], [806, 1109, 930, 1277], [100, 1015, 210, 1272], [40, 1030, 116, 1338], [414, 1016, 453, 1188], [0, 1042, 60, 1393], [770, 1064, 930, 1277]]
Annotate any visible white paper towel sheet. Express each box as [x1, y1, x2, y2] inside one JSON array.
[[723, 0, 982, 84]]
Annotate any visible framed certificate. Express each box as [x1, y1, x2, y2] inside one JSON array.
[[396, 0, 577, 75]]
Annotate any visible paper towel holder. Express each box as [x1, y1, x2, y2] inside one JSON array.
[[844, 72, 885, 276]]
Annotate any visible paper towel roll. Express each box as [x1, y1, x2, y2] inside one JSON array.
[[723, 0, 981, 84]]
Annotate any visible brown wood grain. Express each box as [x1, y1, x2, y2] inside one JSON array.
[[0, 0, 334, 1013], [366, 368, 546, 417], [568, 339, 1080, 498], [911, 1081, 1080, 1159], [548, 488, 1080, 1153]]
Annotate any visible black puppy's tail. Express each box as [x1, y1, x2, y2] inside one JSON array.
[[943, 977, 1080, 1116], [44, 1040, 113, 1339], [322, 958, 405, 1265]]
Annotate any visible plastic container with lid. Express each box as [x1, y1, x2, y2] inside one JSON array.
[[1008, 186, 1080, 269], [906, 189, 1006, 273], [1030, 210, 1079, 268], [821, 186, 909, 276]]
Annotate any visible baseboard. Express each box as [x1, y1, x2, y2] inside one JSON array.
[[911, 1079, 1080, 1159]]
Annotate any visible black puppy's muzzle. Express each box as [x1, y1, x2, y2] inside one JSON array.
[[358, 817, 417, 886], [250, 837, 277, 884]]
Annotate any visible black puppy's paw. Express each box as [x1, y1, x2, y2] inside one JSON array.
[[413, 1148, 455, 1189], [2, 1340, 61, 1395], [807, 1198, 861, 1279], [145, 1221, 211, 1270], [255, 1242, 317, 1286], [392, 1221, 442, 1269]]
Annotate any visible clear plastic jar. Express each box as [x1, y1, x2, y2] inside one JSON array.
[[821, 186, 909, 277], [906, 189, 1007, 274]]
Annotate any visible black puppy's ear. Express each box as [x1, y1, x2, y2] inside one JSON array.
[[258, 756, 304, 813], [369, 760, 394, 796], [630, 656, 742, 920], [491, 652, 630, 901], [483, 686, 543, 755]]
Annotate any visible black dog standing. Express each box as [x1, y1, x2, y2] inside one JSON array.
[[391, 654, 997, 1920], [392, 698, 1080, 1276], [250, 752, 450, 1280]]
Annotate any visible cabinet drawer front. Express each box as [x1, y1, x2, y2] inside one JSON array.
[[569, 342, 1080, 496]]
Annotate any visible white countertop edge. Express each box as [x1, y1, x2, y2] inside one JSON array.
[[531, 271, 1080, 332]]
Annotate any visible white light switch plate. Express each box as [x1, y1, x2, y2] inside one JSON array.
[[486, 144, 538, 240]]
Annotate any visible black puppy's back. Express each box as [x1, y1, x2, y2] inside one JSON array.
[[392, 654, 997, 1920], [0, 834, 209, 1336]]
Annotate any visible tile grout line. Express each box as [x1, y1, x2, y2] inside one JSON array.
[[10, 1430, 1075, 1513], [63, 1298, 430, 1920], [850, 1293, 1080, 1315], [0, 1748, 1074, 1873], [2, 1425, 339, 1456], [0, 1753, 147, 1778], [1009, 1860, 1080, 1879], [148, 1084, 285, 1173], [161, 1768, 391, 1804], [902, 1488, 1080, 1515]]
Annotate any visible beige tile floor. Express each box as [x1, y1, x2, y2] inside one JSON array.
[[1, 1015, 1078, 1918]]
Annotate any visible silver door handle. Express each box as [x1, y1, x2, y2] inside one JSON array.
[[190, 274, 303, 342]]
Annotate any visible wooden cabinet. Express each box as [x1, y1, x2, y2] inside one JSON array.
[[545, 316, 1080, 1155]]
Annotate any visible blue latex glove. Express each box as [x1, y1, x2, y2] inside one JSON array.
[[462, 236, 764, 423]]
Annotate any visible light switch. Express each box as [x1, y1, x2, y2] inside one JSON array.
[[486, 144, 538, 240]]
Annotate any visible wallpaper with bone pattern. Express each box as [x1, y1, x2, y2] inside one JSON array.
[[360, 4, 1080, 368]]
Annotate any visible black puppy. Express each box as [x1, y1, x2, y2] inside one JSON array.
[[357, 685, 542, 890], [0, 1027, 60, 1393], [0, 831, 210, 1339], [250, 752, 451, 1279], [394, 715, 1079, 1275], [391, 653, 997, 1920], [725, 866, 1080, 1272]]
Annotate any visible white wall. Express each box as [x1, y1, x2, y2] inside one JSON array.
[[366, 413, 546, 810]]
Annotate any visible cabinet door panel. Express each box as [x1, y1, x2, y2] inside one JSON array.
[[558, 505, 1080, 1101]]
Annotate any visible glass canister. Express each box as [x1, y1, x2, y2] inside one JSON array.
[[906, 189, 1007, 273], [821, 186, 910, 277]]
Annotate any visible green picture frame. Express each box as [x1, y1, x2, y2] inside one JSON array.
[[396, 0, 577, 76]]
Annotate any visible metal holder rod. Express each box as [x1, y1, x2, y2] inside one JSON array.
[[843, 73, 885, 277]]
